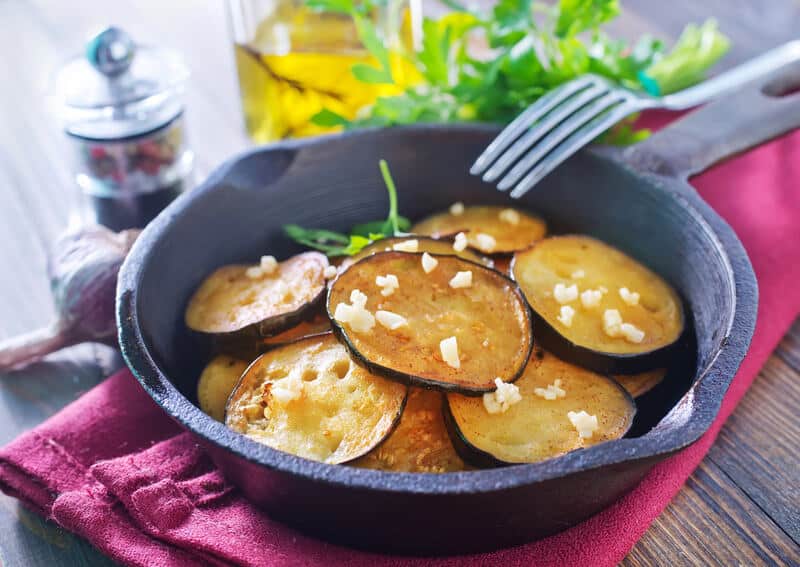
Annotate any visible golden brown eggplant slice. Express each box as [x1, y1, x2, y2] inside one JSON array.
[[353, 388, 468, 473], [411, 205, 547, 254], [197, 355, 249, 422], [225, 333, 407, 464], [445, 351, 636, 466], [340, 236, 492, 270], [614, 368, 667, 398], [512, 235, 684, 374], [327, 251, 533, 394], [185, 252, 329, 339]]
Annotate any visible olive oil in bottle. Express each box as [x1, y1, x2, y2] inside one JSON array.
[[230, 3, 417, 143]]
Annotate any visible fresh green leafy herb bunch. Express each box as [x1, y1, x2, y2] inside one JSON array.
[[307, 0, 728, 143]]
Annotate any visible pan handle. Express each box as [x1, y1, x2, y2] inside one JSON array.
[[622, 61, 800, 179]]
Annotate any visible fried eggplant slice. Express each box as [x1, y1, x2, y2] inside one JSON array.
[[328, 251, 533, 394], [445, 351, 636, 466], [225, 333, 407, 464], [411, 205, 547, 254]]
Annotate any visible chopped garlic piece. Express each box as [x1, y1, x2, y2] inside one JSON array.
[[567, 410, 599, 439], [571, 269, 586, 279], [534, 378, 566, 401], [376, 274, 400, 297], [603, 309, 623, 337], [245, 266, 263, 279], [499, 208, 520, 225], [393, 239, 419, 253], [475, 233, 497, 252], [453, 232, 468, 252], [482, 339, 490, 348], [350, 289, 368, 308], [440, 336, 460, 369], [376, 310, 408, 330], [449, 202, 465, 216], [421, 252, 438, 273], [620, 322, 645, 343], [599, 286, 608, 294], [580, 289, 603, 308], [259, 255, 278, 274], [270, 380, 303, 404], [334, 289, 375, 333], [557, 305, 575, 327], [619, 287, 640, 306], [323, 265, 338, 279], [449, 270, 473, 289], [483, 378, 522, 414], [554, 283, 579, 304]]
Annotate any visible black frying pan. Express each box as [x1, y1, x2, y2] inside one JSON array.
[[117, 64, 800, 554]]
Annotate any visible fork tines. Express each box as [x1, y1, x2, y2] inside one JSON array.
[[471, 75, 638, 198]]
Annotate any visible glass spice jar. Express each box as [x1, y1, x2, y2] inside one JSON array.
[[53, 27, 193, 231]]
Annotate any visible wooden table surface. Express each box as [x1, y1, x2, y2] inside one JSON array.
[[0, 1, 798, 565]]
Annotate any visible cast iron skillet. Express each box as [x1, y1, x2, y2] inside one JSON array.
[[117, 65, 800, 554]]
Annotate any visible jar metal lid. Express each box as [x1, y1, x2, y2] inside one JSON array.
[[53, 27, 189, 140]]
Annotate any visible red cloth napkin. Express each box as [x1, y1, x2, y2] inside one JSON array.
[[2, 118, 799, 566]]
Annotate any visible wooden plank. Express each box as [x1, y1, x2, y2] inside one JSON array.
[[776, 319, 800, 372], [707, 352, 800, 544], [622, 459, 800, 566]]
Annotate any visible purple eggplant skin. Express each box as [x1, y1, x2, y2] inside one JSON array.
[[0, 225, 138, 371]]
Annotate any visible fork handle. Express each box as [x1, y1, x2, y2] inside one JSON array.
[[659, 40, 800, 110], [624, 61, 800, 179]]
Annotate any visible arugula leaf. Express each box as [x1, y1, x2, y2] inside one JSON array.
[[643, 19, 730, 95]]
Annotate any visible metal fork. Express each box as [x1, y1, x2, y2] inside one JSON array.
[[471, 40, 800, 198]]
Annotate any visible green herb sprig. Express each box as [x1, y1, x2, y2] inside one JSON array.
[[284, 159, 409, 256], [306, 0, 730, 140]]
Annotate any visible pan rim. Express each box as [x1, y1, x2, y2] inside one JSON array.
[[116, 123, 757, 495]]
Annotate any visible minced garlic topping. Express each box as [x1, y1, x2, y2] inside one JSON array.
[[393, 239, 419, 253], [534, 379, 566, 400], [270, 378, 303, 405], [554, 283, 579, 304], [323, 265, 338, 279], [376, 273, 400, 296], [475, 233, 497, 252], [421, 252, 438, 273], [333, 289, 375, 333], [440, 336, 460, 369], [246, 255, 279, 279], [449, 270, 473, 289], [260, 255, 278, 274], [580, 289, 603, 308], [567, 410, 599, 439], [483, 378, 522, 414], [619, 287, 640, 306], [620, 322, 645, 343], [603, 309, 645, 343], [450, 202, 465, 216], [453, 232, 468, 252], [602, 309, 623, 337], [557, 305, 575, 327], [499, 208, 520, 225], [375, 310, 408, 330]]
